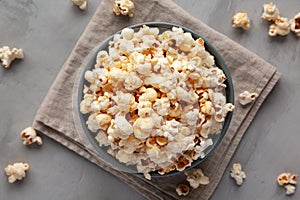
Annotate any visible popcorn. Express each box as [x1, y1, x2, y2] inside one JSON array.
[[232, 12, 251, 30], [72, 0, 87, 10], [285, 184, 296, 195], [4, 162, 29, 183], [269, 17, 291, 36], [238, 91, 258, 105], [230, 163, 246, 186], [138, 87, 157, 102], [277, 172, 297, 195], [153, 97, 170, 116], [277, 172, 297, 186], [133, 117, 154, 140], [176, 184, 190, 196], [261, 3, 280, 21], [95, 114, 112, 130], [124, 72, 143, 91], [290, 12, 300, 36], [113, 0, 134, 17], [185, 168, 210, 189], [0, 46, 24, 68], [114, 115, 133, 135], [80, 25, 234, 177], [20, 127, 42, 145]]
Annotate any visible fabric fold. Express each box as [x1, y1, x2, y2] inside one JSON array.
[[32, 0, 281, 199]]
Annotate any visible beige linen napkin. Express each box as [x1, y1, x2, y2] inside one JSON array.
[[32, 0, 281, 199]]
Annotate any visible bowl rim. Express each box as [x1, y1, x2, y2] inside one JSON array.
[[72, 22, 234, 177]]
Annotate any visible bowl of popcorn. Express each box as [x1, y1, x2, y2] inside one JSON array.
[[73, 22, 234, 179]]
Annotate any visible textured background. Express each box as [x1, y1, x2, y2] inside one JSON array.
[[0, 0, 299, 199]]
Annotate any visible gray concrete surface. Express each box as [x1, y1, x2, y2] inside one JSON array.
[[0, 0, 299, 199]]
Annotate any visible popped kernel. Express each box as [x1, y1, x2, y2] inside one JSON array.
[[238, 91, 258, 105], [5, 162, 29, 183], [0, 46, 24, 68], [232, 12, 250, 30], [113, 0, 134, 17], [277, 172, 297, 195], [185, 168, 210, 189], [20, 127, 42, 145], [72, 0, 87, 10], [176, 184, 190, 196], [230, 163, 246, 186], [290, 12, 300, 36], [269, 17, 291, 36], [261, 2, 280, 21]]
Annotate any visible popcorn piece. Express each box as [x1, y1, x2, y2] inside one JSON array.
[[285, 184, 296, 195], [185, 168, 210, 189], [277, 172, 297, 195], [72, 0, 87, 10], [277, 172, 291, 186], [277, 172, 297, 186], [176, 184, 190, 196], [232, 12, 250, 30], [261, 2, 280, 21], [4, 162, 29, 183], [269, 17, 291, 36], [139, 87, 157, 102], [238, 91, 258, 105], [133, 117, 154, 140], [230, 163, 246, 186], [290, 12, 300, 36], [124, 73, 143, 91], [114, 115, 133, 135], [113, 0, 134, 17], [0, 46, 24, 68], [95, 130, 109, 147], [95, 114, 112, 130], [20, 127, 42, 145], [153, 98, 170, 116]]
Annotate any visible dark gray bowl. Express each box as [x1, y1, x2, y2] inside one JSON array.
[[73, 22, 234, 177]]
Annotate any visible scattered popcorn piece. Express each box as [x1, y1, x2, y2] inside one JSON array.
[[289, 174, 298, 185], [261, 2, 280, 21], [113, 0, 134, 17], [277, 172, 290, 186], [285, 184, 296, 195], [4, 162, 29, 183], [232, 12, 250, 30], [230, 163, 246, 186], [277, 172, 297, 186], [72, 0, 87, 10], [290, 12, 300, 36], [269, 17, 291, 36], [238, 91, 258, 105], [277, 172, 297, 195], [185, 168, 210, 189], [176, 184, 190, 196], [0, 46, 24, 68], [20, 127, 43, 145]]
